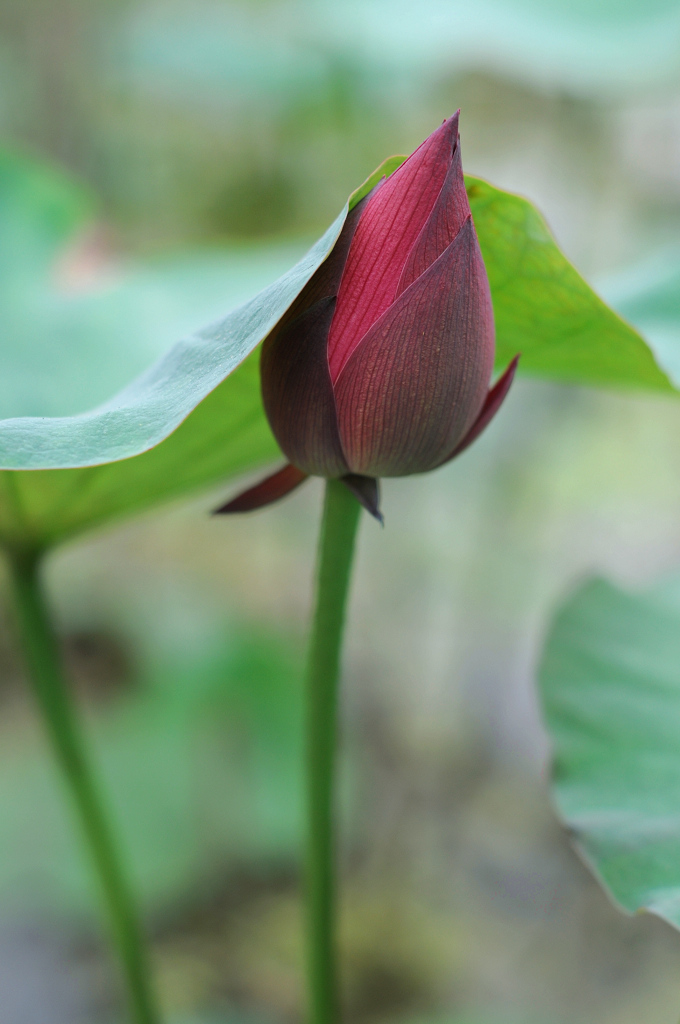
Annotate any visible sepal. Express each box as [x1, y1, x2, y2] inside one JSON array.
[[341, 474, 383, 523], [213, 463, 308, 514]]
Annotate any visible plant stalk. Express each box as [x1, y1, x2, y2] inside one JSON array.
[[305, 479, 362, 1024], [5, 548, 160, 1024]]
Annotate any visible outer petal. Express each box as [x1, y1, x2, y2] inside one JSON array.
[[214, 463, 308, 513], [437, 355, 519, 466], [327, 113, 460, 381], [259, 193, 371, 477], [334, 217, 494, 477], [396, 129, 470, 296], [263, 192, 370, 345], [261, 297, 349, 477]]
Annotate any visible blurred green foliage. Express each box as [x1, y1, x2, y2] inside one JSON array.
[[603, 253, 680, 388], [0, 150, 310, 422], [0, 616, 303, 917], [3, 0, 680, 255], [540, 575, 680, 931]]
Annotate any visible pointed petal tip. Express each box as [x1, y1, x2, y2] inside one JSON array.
[[372, 504, 385, 527], [434, 111, 460, 149], [213, 464, 308, 514], [442, 110, 460, 148], [341, 474, 383, 523], [506, 353, 521, 376]]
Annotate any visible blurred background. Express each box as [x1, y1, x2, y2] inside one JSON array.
[[3, 1, 680, 1022]]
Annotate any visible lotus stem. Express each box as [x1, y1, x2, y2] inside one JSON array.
[[5, 548, 160, 1024], [305, 479, 362, 1024]]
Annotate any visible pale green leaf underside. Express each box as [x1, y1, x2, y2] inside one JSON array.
[[0, 210, 346, 548], [539, 576, 680, 931], [0, 159, 672, 548], [0, 210, 346, 473]]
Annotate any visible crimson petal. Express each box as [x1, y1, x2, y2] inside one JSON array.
[[214, 463, 308, 514], [258, 192, 373, 479], [396, 128, 470, 296], [438, 355, 519, 466], [334, 216, 494, 477], [269, 193, 371, 339], [261, 297, 349, 477], [327, 113, 460, 381]]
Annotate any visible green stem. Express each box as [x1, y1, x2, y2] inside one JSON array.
[[5, 548, 160, 1024], [305, 479, 362, 1024]]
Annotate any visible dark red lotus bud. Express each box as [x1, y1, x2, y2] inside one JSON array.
[[217, 112, 518, 520]]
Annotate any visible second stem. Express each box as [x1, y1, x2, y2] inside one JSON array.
[[6, 548, 160, 1024], [305, 479, 362, 1024]]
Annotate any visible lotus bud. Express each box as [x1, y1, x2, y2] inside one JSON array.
[[217, 112, 518, 521]]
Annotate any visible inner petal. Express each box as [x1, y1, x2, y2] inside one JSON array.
[[327, 114, 459, 382]]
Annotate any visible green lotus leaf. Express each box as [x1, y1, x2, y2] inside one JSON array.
[[540, 575, 680, 931]]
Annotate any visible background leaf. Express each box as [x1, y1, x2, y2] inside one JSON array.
[[0, 620, 304, 916], [467, 177, 673, 392], [539, 575, 680, 931], [601, 251, 680, 389]]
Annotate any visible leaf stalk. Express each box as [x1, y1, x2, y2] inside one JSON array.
[[5, 547, 160, 1024]]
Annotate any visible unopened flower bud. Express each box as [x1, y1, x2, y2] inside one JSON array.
[[218, 112, 518, 520]]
